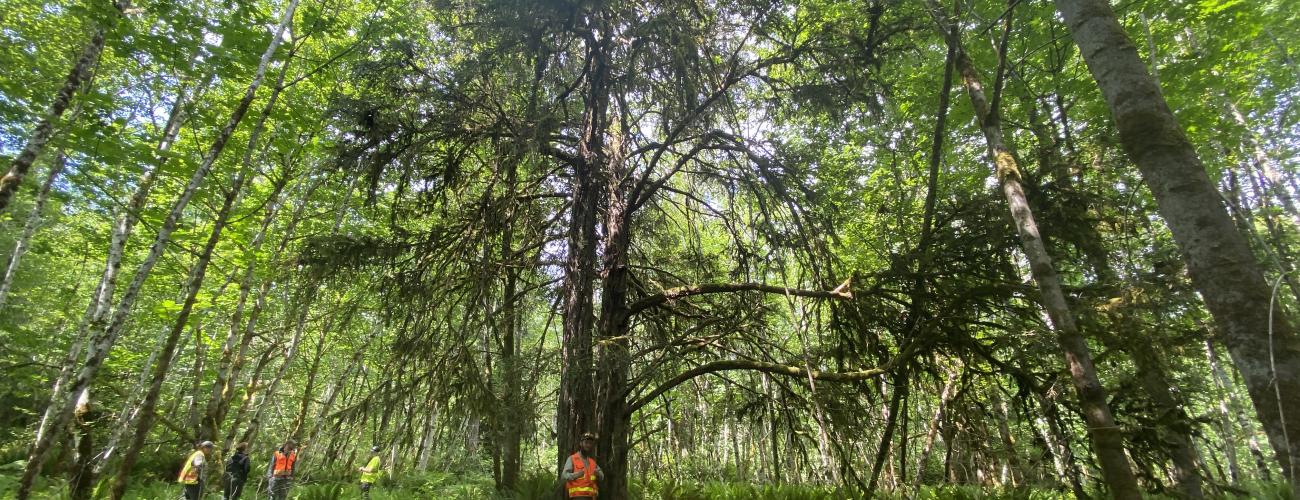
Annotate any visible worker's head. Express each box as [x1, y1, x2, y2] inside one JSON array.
[[284, 440, 297, 451], [236, 442, 248, 452], [199, 441, 215, 453], [579, 432, 596, 454], [371, 445, 381, 453]]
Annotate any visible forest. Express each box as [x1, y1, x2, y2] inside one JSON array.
[[0, 0, 1298, 499]]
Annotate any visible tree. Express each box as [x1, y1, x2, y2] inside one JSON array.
[[1053, 0, 1300, 492]]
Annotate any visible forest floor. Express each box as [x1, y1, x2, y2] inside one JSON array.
[[2, 469, 1295, 500]]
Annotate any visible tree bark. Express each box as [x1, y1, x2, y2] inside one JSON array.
[[554, 15, 609, 497], [24, 62, 201, 479], [913, 367, 959, 495], [866, 370, 907, 496], [927, 3, 1141, 496], [1053, 0, 1300, 491], [0, 153, 67, 308]]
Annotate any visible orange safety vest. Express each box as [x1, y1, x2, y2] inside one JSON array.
[[272, 450, 297, 477], [177, 450, 204, 485], [565, 452, 598, 498]]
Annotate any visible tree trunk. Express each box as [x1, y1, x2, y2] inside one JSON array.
[[929, 5, 1141, 497], [0, 0, 127, 214], [1206, 339, 1274, 481], [1053, 0, 1300, 491], [198, 171, 308, 443], [24, 63, 200, 480], [554, 17, 609, 497], [108, 147, 259, 499], [867, 370, 906, 496], [0, 153, 67, 308], [240, 284, 312, 446], [222, 348, 275, 451], [913, 367, 958, 495], [1130, 340, 1204, 498], [15, 3, 297, 495]]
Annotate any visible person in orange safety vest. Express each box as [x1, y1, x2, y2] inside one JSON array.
[[562, 433, 603, 499], [264, 440, 298, 500], [178, 441, 215, 500]]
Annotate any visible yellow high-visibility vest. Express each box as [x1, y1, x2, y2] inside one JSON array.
[[177, 450, 204, 485], [360, 455, 381, 484]]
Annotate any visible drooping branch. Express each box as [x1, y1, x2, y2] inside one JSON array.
[[626, 278, 852, 316], [625, 358, 888, 417]]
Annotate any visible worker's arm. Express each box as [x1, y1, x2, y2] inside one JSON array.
[[595, 463, 604, 481], [561, 455, 580, 481]]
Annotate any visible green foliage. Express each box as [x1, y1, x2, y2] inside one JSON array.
[[0, 0, 1297, 499]]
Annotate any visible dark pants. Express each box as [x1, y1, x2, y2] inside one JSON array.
[[360, 482, 373, 499], [267, 477, 292, 500], [223, 475, 246, 500], [183, 483, 202, 500]]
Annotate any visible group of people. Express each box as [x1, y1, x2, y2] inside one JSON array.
[[178, 431, 604, 499], [177, 439, 384, 499]]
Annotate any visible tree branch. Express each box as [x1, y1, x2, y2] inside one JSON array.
[[624, 358, 888, 417], [626, 278, 852, 316]]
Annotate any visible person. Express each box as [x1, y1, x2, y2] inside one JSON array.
[[562, 433, 603, 499], [357, 445, 382, 499], [265, 440, 298, 500], [178, 441, 215, 500], [223, 442, 251, 500]]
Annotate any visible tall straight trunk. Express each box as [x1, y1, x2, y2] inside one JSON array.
[[222, 349, 275, 451], [89, 284, 192, 477], [913, 367, 958, 496], [15, 3, 297, 495], [928, 5, 1141, 496], [497, 152, 523, 492], [1206, 339, 1274, 480], [290, 319, 332, 439], [240, 287, 312, 446], [109, 155, 258, 499], [555, 20, 609, 496], [1053, 0, 1300, 490], [0, 153, 67, 308], [867, 371, 907, 496], [993, 393, 1022, 487], [0, 0, 127, 214], [199, 172, 311, 443]]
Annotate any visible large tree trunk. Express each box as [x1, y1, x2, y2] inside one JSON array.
[[554, 16, 609, 497], [1053, 0, 1300, 491], [15, 3, 297, 495], [929, 5, 1141, 497]]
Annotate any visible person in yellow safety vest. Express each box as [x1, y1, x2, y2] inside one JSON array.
[[562, 433, 603, 499], [178, 441, 215, 500], [265, 440, 298, 500], [357, 445, 382, 499]]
